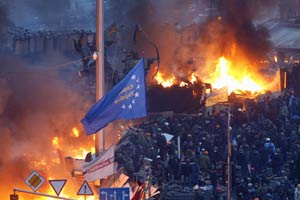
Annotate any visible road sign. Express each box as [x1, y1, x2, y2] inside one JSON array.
[[77, 181, 94, 195], [10, 194, 18, 200], [24, 170, 45, 192], [49, 179, 67, 196], [99, 188, 130, 200]]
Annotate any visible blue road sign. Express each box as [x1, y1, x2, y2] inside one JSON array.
[[99, 187, 130, 200]]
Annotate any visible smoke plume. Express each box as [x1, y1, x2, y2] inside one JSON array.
[[200, 0, 278, 60], [108, 0, 278, 81], [0, 54, 95, 198]]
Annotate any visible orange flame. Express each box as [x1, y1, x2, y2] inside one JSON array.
[[154, 57, 266, 96], [18, 127, 98, 200], [72, 127, 80, 137], [190, 72, 197, 84], [52, 136, 59, 147], [154, 71, 199, 88], [154, 71, 176, 87], [179, 81, 188, 87], [207, 56, 263, 94]]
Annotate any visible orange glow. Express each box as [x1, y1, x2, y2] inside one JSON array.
[[52, 136, 59, 147], [153, 56, 267, 97], [206, 56, 264, 94], [179, 81, 188, 87], [12, 126, 98, 200], [274, 55, 278, 63], [190, 72, 197, 84], [154, 71, 176, 88], [72, 127, 80, 137], [154, 71, 199, 88]]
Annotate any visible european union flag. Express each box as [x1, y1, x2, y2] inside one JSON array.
[[81, 59, 147, 135]]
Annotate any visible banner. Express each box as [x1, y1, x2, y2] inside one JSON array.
[[83, 145, 115, 182], [205, 86, 228, 107]]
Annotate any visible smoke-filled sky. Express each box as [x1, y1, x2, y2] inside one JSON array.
[[109, 0, 279, 80]]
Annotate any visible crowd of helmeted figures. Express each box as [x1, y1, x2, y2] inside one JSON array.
[[0, 24, 122, 58], [1, 27, 93, 56], [115, 88, 300, 200]]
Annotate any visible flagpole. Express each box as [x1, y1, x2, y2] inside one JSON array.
[[227, 105, 231, 200], [95, 0, 105, 155], [177, 136, 181, 160]]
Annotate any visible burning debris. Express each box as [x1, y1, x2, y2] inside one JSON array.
[[147, 71, 207, 113], [141, 0, 280, 98], [0, 53, 98, 199]]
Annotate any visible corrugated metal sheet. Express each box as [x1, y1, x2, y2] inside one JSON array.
[[270, 25, 300, 49]]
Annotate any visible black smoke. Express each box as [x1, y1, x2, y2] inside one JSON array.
[[105, 0, 278, 80], [216, 0, 278, 60]]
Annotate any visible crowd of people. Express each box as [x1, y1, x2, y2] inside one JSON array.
[[0, 27, 95, 57], [115, 87, 300, 200]]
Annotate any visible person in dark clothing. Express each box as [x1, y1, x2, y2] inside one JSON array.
[[249, 145, 262, 174], [156, 130, 167, 160], [152, 155, 164, 186], [190, 162, 200, 186], [272, 149, 283, 175], [237, 147, 250, 177], [168, 154, 180, 180], [198, 150, 211, 177]]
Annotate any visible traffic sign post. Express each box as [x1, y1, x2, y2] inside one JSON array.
[[13, 188, 74, 200], [24, 170, 45, 192], [77, 181, 94, 200], [10, 194, 18, 200], [99, 188, 130, 200], [49, 179, 67, 196]]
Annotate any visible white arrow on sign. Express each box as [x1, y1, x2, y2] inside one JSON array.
[[49, 179, 67, 196], [122, 190, 129, 200], [100, 191, 108, 200], [109, 191, 117, 200]]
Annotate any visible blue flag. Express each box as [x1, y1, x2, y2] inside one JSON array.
[[81, 59, 147, 135]]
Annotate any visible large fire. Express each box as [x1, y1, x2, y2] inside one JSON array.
[[10, 127, 97, 200], [154, 56, 268, 97], [154, 72, 199, 88], [154, 72, 176, 88], [207, 56, 264, 94]]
